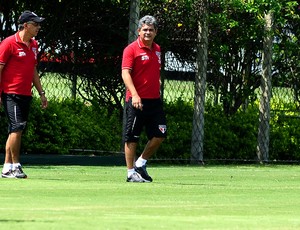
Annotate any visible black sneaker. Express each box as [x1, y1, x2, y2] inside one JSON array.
[[135, 165, 152, 182], [1, 170, 16, 178], [126, 172, 147, 182], [12, 166, 27, 179]]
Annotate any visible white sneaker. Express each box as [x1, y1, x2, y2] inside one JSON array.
[[12, 166, 27, 179], [2, 170, 16, 178], [126, 172, 148, 182]]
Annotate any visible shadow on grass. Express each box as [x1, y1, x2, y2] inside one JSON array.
[[0, 154, 125, 166], [0, 219, 53, 223]]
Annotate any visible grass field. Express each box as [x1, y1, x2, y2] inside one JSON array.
[[1, 165, 300, 229]]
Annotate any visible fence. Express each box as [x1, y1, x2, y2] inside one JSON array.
[[34, 0, 300, 162]]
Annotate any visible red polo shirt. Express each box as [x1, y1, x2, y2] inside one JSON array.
[[122, 37, 161, 101], [0, 32, 38, 96]]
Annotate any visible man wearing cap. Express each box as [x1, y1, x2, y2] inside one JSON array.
[[0, 10, 48, 178]]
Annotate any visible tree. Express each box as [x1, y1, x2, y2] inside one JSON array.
[[257, 11, 273, 163], [190, 0, 209, 164], [38, 0, 130, 115], [0, 0, 130, 115], [272, 0, 300, 104]]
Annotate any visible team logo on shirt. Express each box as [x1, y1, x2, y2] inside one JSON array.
[[159, 125, 167, 134], [141, 55, 149, 61], [18, 51, 26, 57], [156, 51, 161, 64]]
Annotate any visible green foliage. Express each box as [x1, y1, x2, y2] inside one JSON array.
[[0, 1, 299, 163], [204, 105, 258, 160], [141, 99, 258, 161], [21, 98, 122, 155], [157, 98, 194, 160], [1, 97, 300, 161], [141, 99, 300, 161], [270, 112, 300, 160]]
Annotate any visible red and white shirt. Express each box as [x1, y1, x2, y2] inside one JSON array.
[[122, 37, 161, 101], [0, 32, 38, 96]]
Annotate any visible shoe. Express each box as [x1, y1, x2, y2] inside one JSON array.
[[12, 166, 27, 179], [126, 172, 147, 182], [1, 170, 16, 178], [135, 165, 152, 182]]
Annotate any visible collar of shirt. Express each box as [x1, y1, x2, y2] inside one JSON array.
[[137, 36, 156, 50], [15, 31, 33, 45]]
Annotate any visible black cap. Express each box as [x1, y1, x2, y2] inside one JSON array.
[[19, 10, 45, 24]]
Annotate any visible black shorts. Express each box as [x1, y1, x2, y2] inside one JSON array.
[[1, 93, 32, 133], [124, 98, 167, 142]]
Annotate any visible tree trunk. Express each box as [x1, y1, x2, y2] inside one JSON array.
[[121, 0, 140, 151], [190, 0, 208, 164], [257, 12, 273, 163]]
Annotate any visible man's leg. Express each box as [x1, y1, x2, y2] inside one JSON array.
[[135, 137, 165, 182], [4, 137, 12, 164], [125, 141, 146, 182], [124, 141, 138, 170], [6, 131, 27, 178], [2, 132, 22, 178], [1, 94, 30, 179], [124, 112, 147, 183], [140, 137, 164, 160], [1, 137, 13, 178], [7, 131, 22, 164]]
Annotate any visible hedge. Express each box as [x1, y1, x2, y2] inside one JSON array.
[[0, 98, 299, 162]]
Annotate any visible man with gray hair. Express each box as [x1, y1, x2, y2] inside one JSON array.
[[121, 15, 167, 182], [0, 10, 48, 178]]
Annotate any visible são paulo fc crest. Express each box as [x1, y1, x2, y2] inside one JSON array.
[[32, 47, 37, 60], [159, 125, 166, 134], [156, 51, 161, 64]]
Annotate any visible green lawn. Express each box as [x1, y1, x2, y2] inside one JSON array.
[[1, 165, 300, 229]]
